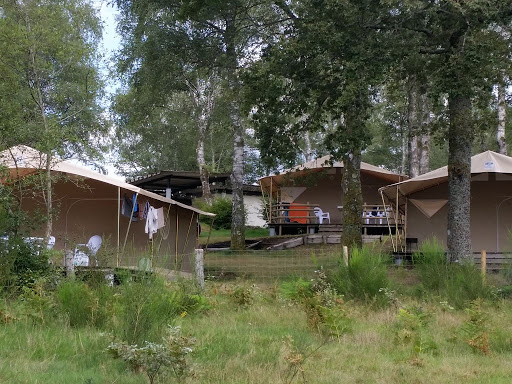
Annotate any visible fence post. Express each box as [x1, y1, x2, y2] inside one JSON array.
[[343, 246, 349, 266], [195, 249, 205, 290], [481, 250, 486, 284]]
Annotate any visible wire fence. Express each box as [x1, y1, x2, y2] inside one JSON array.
[[203, 248, 342, 283]]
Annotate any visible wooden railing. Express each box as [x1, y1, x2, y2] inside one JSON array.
[[270, 203, 320, 224]]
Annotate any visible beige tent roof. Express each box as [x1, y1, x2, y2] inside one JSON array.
[[260, 154, 404, 192], [380, 150, 512, 199], [1, 145, 214, 216]]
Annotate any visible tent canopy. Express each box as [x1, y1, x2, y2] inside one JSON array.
[[380, 150, 512, 200], [1, 145, 214, 217], [260, 154, 404, 193]]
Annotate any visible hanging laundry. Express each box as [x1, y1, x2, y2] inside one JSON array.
[[143, 201, 150, 219], [145, 205, 158, 239], [156, 207, 165, 229], [121, 194, 139, 222]]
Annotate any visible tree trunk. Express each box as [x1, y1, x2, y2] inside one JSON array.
[[407, 76, 420, 178], [341, 149, 363, 248], [225, 19, 246, 250], [447, 92, 472, 261], [304, 131, 313, 162], [230, 99, 246, 250], [497, 81, 507, 155], [197, 112, 213, 205], [418, 89, 430, 174]]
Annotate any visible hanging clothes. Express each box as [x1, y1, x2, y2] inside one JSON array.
[[145, 205, 159, 239], [121, 194, 139, 222]]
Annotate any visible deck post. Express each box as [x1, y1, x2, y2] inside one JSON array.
[[481, 250, 487, 283]]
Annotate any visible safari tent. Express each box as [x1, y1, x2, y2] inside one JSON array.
[[259, 155, 404, 234], [0, 146, 214, 272], [380, 150, 512, 253]]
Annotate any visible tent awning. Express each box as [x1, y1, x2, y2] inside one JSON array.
[[259, 154, 405, 193], [380, 150, 512, 200]]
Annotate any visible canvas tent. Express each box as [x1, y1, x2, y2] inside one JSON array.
[[259, 155, 404, 228], [0, 146, 214, 272], [380, 150, 512, 253]]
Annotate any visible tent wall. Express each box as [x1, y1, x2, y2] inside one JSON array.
[[18, 177, 198, 272], [406, 175, 512, 253], [289, 172, 392, 224]]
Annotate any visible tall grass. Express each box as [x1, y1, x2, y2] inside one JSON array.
[[327, 246, 389, 302], [413, 238, 492, 308]]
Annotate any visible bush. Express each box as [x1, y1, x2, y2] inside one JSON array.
[[194, 197, 234, 230], [413, 238, 449, 292], [0, 237, 55, 294], [328, 245, 389, 302]]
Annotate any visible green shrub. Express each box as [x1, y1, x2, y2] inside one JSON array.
[[0, 237, 55, 294], [107, 326, 195, 384], [446, 263, 491, 309], [279, 278, 314, 302], [195, 197, 233, 229], [328, 246, 389, 302], [413, 238, 449, 292]]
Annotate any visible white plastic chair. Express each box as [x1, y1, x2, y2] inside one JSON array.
[[313, 207, 331, 224], [74, 235, 102, 267]]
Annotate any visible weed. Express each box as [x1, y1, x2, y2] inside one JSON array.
[[107, 325, 195, 384], [394, 305, 438, 358], [281, 335, 328, 384], [229, 282, 256, 309], [461, 299, 490, 355]]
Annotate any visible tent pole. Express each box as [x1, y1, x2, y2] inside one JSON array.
[[206, 217, 215, 250], [122, 192, 139, 258], [182, 211, 195, 254], [381, 190, 395, 252], [117, 187, 120, 267], [404, 197, 408, 253], [270, 177, 273, 224], [175, 205, 179, 269]]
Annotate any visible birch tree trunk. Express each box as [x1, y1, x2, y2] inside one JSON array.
[[418, 90, 431, 174], [226, 20, 246, 250], [196, 123, 212, 204], [230, 98, 246, 250], [407, 77, 420, 178], [497, 80, 507, 155], [447, 92, 472, 261], [304, 131, 313, 162], [191, 79, 214, 204]]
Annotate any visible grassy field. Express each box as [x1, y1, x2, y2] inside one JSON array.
[[198, 225, 269, 244], [1, 267, 512, 383]]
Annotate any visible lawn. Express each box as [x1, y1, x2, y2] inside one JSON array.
[[198, 224, 269, 244], [1, 268, 512, 383]]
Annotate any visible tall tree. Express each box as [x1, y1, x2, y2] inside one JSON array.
[[393, 1, 512, 260], [115, 0, 278, 249], [248, 0, 394, 247], [0, 0, 105, 237]]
